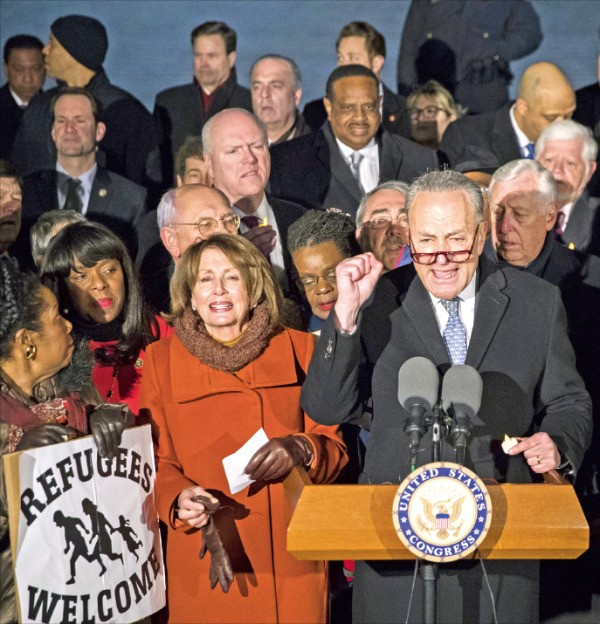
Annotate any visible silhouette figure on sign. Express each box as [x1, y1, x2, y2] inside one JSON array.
[[113, 515, 143, 561], [53, 510, 107, 584], [82, 498, 123, 564]]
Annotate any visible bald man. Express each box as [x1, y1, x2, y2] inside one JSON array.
[[440, 62, 576, 167], [136, 184, 236, 312]]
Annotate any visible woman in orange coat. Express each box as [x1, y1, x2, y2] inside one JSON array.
[[140, 234, 347, 624]]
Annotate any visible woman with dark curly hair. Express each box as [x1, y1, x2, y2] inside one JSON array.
[[0, 257, 130, 623], [287, 208, 360, 334], [40, 221, 172, 415]]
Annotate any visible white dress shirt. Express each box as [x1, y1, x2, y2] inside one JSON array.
[[509, 104, 534, 158], [56, 162, 97, 216], [428, 272, 477, 346], [9, 87, 28, 108], [335, 136, 380, 194], [233, 193, 288, 290]]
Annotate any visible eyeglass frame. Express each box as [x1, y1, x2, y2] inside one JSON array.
[[360, 212, 409, 230], [295, 268, 338, 291], [169, 213, 241, 236], [406, 105, 450, 121], [409, 224, 481, 265]]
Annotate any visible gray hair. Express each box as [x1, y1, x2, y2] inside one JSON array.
[[405, 170, 484, 223], [356, 180, 409, 226], [489, 159, 557, 212], [157, 188, 178, 229], [535, 119, 598, 168], [287, 209, 360, 257], [30, 209, 86, 267], [202, 108, 268, 155], [250, 54, 302, 90]]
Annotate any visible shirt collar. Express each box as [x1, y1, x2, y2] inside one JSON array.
[[9, 87, 28, 107], [231, 192, 269, 220], [428, 270, 478, 308], [335, 136, 378, 161], [56, 161, 97, 195], [509, 103, 532, 150]]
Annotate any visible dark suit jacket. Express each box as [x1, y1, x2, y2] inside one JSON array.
[[269, 123, 439, 218], [153, 71, 252, 186], [559, 191, 600, 257], [11, 71, 159, 189], [440, 102, 522, 167], [0, 83, 27, 160], [573, 82, 600, 197], [136, 194, 306, 313], [302, 83, 410, 137], [15, 167, 147, 269], [301, 254, 591, 622], [485, 234, 600, 500]]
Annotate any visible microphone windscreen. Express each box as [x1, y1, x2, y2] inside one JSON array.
[[397, 356, 439, 411], [441, 365, 483, 416]]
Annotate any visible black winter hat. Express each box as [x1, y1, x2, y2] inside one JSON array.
[[51, 15, 108, 71]]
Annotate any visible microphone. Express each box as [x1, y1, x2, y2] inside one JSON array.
[[398, 357, 440, 457], [441, 365, 483, 462]]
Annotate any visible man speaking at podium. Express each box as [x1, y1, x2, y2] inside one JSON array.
[[301, 170, 592, 623]]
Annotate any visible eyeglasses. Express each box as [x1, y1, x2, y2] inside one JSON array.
[[407, 106, 448, 120], [409, 226, 480, 265], [295, 268, 337, 291], [361, 213, 408, 230], [170, 214, 240, 236]]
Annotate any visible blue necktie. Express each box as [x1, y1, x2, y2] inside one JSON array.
[[523, 142, 535, 159], [440, 298, 467, 365]]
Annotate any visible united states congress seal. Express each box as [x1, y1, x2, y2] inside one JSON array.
[[392, 462, 492, 562]]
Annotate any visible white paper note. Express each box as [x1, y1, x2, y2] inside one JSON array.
[[222, 428, 270, 494]]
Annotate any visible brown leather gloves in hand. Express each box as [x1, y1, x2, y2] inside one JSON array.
[[196, 494, 234, 593], [245, 435, 313, 482]]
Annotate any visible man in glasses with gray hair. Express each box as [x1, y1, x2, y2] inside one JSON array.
[[302, 168, 591, 624], [137, 184, 237, 312]]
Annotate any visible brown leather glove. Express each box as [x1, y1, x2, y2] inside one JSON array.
[[16, 424, 77, 451], [195, 495, 234, 593], [244, 435, 313, 482]]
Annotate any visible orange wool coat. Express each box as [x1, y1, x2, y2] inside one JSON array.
[[140, 327, 348, 624]]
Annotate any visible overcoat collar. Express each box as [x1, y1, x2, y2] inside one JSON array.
[[169, 329, 301, 402]]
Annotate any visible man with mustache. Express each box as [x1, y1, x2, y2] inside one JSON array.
[[269, 64, 438, 219], [355, 180, 411, 271], [0, 160, 22, 259], [535, 119, 599, 257]]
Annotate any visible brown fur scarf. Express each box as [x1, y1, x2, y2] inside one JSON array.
[[174, 301, 276, 372]]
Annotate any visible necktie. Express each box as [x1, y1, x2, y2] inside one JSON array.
[[241, 215, 271, 263], [63, 178, 82, 212], [349, 152, 364, 191], [440, 298, 467, 365], [554, 210, 566, 238], [523, 142, 535, 159], [240, 215, 260, 229]]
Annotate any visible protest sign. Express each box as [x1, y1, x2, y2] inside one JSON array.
[[4, 425, 166, 623]]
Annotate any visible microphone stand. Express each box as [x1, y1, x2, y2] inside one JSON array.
[[419, 403, 449, 624]]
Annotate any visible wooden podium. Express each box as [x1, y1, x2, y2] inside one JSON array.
[[284, 467, 589, 561]]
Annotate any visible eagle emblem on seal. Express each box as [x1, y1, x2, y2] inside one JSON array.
[[416, 496, 465, 539]]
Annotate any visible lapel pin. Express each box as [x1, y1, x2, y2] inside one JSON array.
[[99, 188, 107, 197]]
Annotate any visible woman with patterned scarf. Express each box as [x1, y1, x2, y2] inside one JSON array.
[[0, 257, 131, 623]]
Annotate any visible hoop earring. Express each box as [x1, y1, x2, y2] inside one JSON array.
[[25, 345, 37, 360]]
